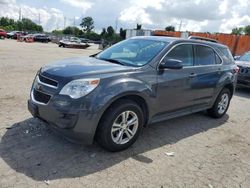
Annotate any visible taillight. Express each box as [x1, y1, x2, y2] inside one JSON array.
[[235, 66, 240, 74]]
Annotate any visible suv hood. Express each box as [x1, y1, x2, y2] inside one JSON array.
[[41, 57, 135, 78]]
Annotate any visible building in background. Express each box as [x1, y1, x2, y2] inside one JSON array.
[[126, 29, 152, 39]]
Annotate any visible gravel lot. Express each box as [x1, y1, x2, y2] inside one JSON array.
[[0, 39, 250, 188]]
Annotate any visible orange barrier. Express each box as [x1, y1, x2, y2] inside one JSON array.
[[153, 31, 250, 55]]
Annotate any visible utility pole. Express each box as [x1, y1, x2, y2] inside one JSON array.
[[115, 17, 118, 33], [19, 8, 22, 21], [64, 16, 66, 29], [73, 16, 75, 27], [179, 20, 183, 31], [38, 13, 41, 25]]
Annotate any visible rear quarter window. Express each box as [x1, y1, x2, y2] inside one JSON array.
[[218, 47, 234, 64]]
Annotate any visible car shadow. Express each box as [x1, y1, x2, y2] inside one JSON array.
[[0, 113, 229, 181], [235, 87, 250, 99]]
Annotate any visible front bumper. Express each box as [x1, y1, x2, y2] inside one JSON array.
[[28, 99, 99, 144]]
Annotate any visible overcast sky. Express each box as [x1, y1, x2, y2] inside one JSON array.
[[0, 0, 250, 33]]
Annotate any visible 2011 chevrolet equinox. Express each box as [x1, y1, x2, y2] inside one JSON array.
[[28, 36, 238, 151]]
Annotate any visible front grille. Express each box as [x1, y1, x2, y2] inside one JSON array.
[[33, 89, 51, 104], [39, 74, 58, 87], [239, 67, 249, 74]]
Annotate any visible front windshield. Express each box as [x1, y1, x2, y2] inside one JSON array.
[[239, 53, 250, 61], [96, 39, 168, 67]]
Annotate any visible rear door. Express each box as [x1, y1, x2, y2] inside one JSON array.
[[190, 44, 223, 107]]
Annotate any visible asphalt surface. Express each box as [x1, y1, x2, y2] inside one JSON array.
[[0, 39, 250, 188]]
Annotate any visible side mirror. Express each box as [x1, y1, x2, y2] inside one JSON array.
[[160, 59, 183, 69]]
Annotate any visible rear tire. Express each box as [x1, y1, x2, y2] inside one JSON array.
[[96, 99, 144, 152], [207, 88, 231, 118]]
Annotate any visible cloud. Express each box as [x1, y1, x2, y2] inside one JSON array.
[[0, 0, 249, 33], [0, 0, 15, 4], [119, 0, 250, 33], [119, 0, 164, 25], [60, 0, 92, 13], [0, 1, 65, 31]]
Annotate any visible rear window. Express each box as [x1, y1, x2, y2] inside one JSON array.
[[194, 45, 216, 66]]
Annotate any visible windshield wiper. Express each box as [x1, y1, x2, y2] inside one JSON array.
[[98, 58, 126, 66]]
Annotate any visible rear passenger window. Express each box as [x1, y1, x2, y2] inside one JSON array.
[[195, 45, 216, 66], [166, 44, 194, 67]]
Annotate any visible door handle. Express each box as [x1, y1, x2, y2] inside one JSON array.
[[189, 73, 197, 78]]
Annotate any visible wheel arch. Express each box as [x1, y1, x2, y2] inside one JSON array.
[[94, 93, 149, 140], [223, 83, 234, 98]]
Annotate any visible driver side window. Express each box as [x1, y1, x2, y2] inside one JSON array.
[[165, 44, 194, 67]]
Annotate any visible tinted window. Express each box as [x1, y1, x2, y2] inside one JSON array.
[[195, 45, 216, 66], [166, 44, 194, 67]]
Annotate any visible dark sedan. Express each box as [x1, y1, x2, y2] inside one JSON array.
[[235, 52, 250, 88], [33, 34, 50, 43]]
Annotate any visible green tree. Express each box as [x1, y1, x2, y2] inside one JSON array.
[[106, 26, 115, 37], [63, 26, 82, 36], [84, 32, 101, 40], [231, 27, 244, 35], [100, 28, 106, 37], [136, 23, 142, 30], [80, 16, 94, 33], [165, 26, 175, 32], [52, 30, 63, 35], [0, 17, 43, 32], [244, 25, 250, 35], [119, 28, 126, 39]]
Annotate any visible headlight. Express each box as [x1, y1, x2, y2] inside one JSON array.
[[60, 78, 100, 99]]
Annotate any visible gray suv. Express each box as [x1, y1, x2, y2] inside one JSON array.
[[28, 36, 238, 151]]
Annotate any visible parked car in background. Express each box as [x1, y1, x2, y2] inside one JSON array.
[[20, 34, 34, 41], [6, 31, 17, 38], [28, 36, 238, 151], [235, 51, 250, 88], [0, 29, 7, 39], [33, 34, 51, 43], [58, 37, 90, 49], [80, 38, 90, 43], [7, 31, 27, 39]]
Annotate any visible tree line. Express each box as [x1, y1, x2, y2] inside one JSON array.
[[52, 16, 126, 43], [0, 17, 43, 32], [231, 25, 250, 35]]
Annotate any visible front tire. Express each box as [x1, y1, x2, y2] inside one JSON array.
[[96, 99, 144, 152], [207, 88, 231, 118]]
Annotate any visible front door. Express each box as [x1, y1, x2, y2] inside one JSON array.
[[157, 44, 196, 114]]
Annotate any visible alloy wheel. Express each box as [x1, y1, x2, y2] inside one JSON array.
[[111, 111, 139, 145]]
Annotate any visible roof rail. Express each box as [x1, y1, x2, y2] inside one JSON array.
[[188, 36, 218, 43]]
